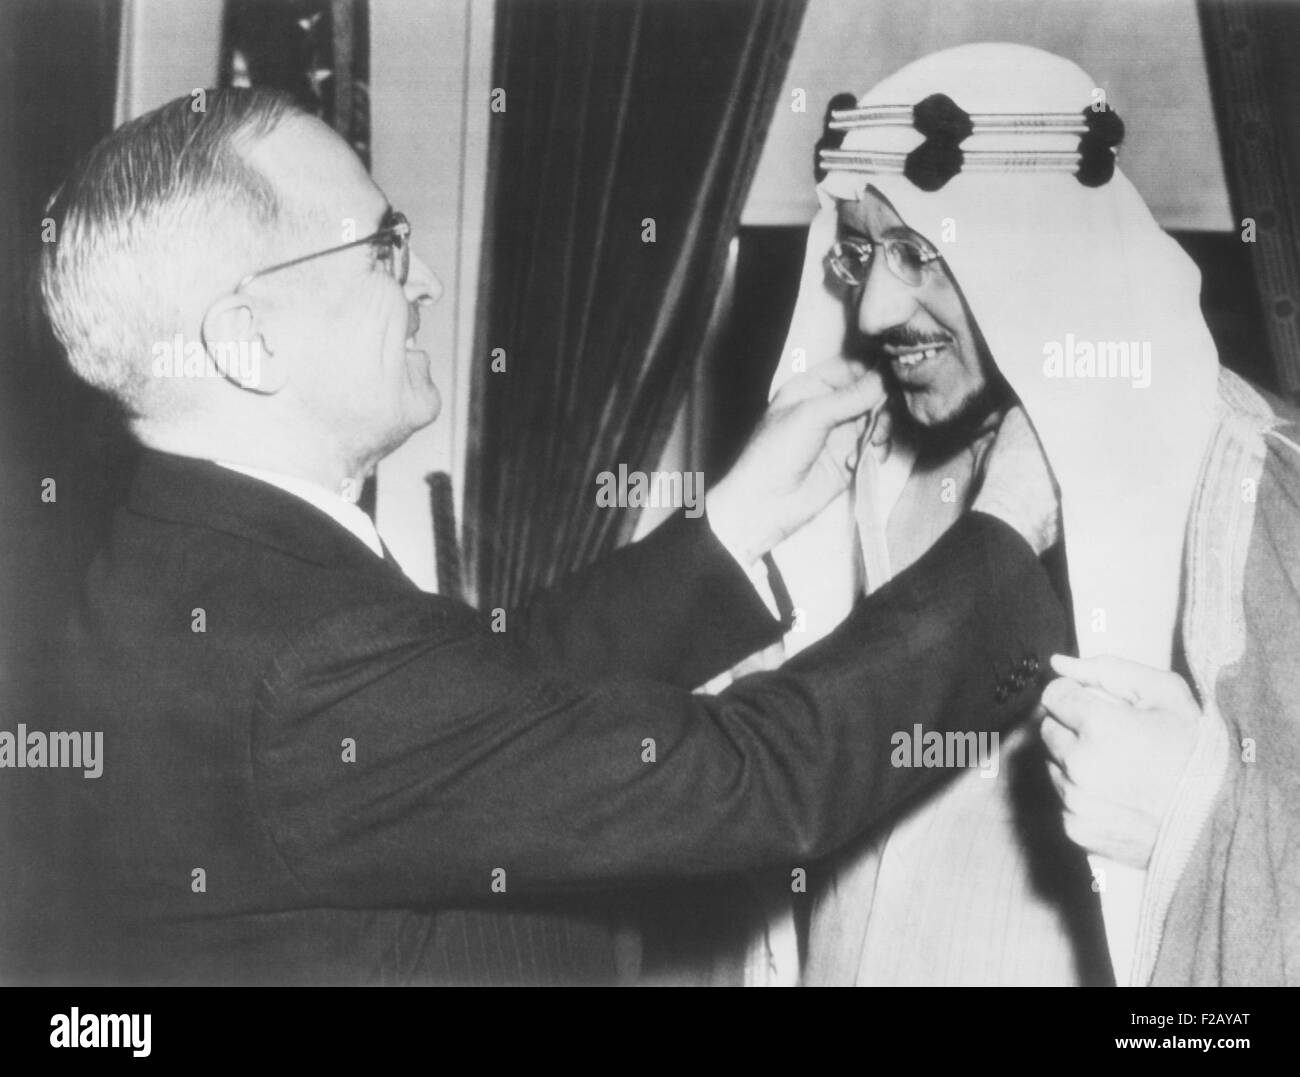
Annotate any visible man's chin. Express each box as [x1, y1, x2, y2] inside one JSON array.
[[899, 382, 980, 428], [901, 390, 955, 428], [402, 349, 442, 427], [375, 400, 438, 464], [893, 381, 1009, 459]]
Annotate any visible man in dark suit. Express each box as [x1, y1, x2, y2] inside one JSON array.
[[23, 88, 1066, 985]]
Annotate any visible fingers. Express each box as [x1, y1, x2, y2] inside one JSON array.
[[811, 442, 854, 492], [805, 355, 870, 390], [770, 356, 867, 405], [768, 359, 886, 448], [825, 420, 866, 473], [811, 369, 886, 428], [1046, 759, 1069, 803], [1048, 654, 1140, 704], [1038, 712, 1077, 765], [1039, 675, 1129, 735], [1049, 654, 1195, 713]]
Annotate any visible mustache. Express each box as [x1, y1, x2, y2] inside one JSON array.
[[873, 326, 952, 350]]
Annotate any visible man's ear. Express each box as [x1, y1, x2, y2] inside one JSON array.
[[200, 293, 288, 394]]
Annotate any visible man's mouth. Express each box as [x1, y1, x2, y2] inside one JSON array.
[[884, 339, 950, 371]]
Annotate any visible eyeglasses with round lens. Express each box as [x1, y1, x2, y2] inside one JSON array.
[[826, 236, 941, 289]]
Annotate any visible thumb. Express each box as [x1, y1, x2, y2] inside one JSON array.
[[1049, 654, 1195, 713], [809, 368, 886, 429]]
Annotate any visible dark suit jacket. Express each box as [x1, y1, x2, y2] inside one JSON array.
[[30, 449, 1066, 985]]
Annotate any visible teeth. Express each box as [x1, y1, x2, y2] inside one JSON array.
[[895, 345, 942, 367]]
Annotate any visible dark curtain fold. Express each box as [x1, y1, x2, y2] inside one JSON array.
[[466, 0, 807, 608], [0, 0, 124, 981], [0, 0, 125, 705], [1199, 0, 1300, 400]]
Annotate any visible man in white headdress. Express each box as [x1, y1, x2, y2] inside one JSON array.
[[740, 42, 1300, 986]]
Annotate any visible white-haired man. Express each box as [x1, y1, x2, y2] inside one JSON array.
[[742, 43, 1299, 987], [23, 87, 1067, 985]]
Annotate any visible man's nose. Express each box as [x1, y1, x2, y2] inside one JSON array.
[[406, 252, 444, 306], [855, 254, 916, 337]]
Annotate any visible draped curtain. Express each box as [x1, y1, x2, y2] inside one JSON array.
[[1, 0, 125, 981], [1199, 0, 1300, 401], [0, 0, 126, 708], [466, 0, 807, 609]]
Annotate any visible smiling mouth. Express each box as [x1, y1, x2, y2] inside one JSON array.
[[884, 340, 950, 370]]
